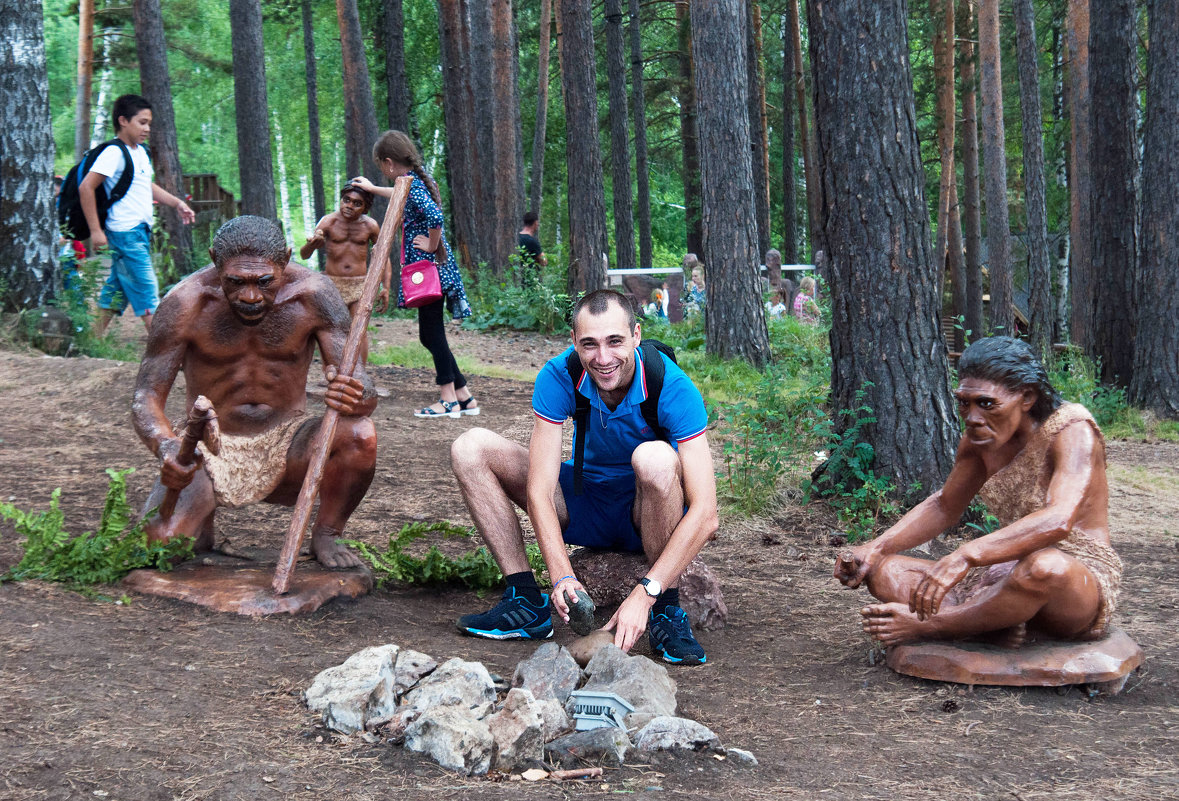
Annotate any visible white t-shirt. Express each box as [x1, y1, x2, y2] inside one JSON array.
[[88, 141, 154, 232]]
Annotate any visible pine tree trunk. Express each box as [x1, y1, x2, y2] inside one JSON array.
[[0, 0, 58, 311], [302, 0, 326, 268], [780, 12, 797, 263], [468, 0, 497, 263], [437, 0, 479, 270], [959, 0, 985, 341], [229, 0, 276, 219], [490, 0, 523, 272], [1013, 0, 1053, 358], [336, 0, 386, 221], [133, 0, 193, 279], [528, 0, 552, 218], [605, 0, 636, 271], [629, 0, 653, 272], [1066, 0, 1093, 350], [787, 0, 821, 260], [1088, 0, 1138, 386], [382, 0, 409, 133], [746, 1, 771, 256], [74, 0, 94, 162], [809, 0, 958, 493], [676, 0, 703, 256], [692, 0, 771, 367], [558, 0, 608, 292], [932, 0, 956, 302], [1131, 0, 1179, 417], [978, 0, 1013, 335]]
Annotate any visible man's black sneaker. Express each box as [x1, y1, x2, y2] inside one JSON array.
[[648, 606, 707, 665], [456, 588, 554, 640]]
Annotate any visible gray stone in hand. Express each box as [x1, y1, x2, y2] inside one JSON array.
[[568, 588, 597, 635]]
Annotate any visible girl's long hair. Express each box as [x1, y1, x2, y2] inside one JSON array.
[[372, 130, 441, 206]]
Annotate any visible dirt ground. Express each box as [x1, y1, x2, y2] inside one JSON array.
[[1, 317, 1177, 801]]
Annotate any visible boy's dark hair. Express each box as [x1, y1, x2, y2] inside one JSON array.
[[523, 210, 538, 227], [571, 289, 636, 333], [341, 183, 374, 212], [958, 336, 1063, 422], [210, 216, 289, 268], [112, 95, 152, 131]]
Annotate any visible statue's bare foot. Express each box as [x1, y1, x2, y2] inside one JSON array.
[[310, 528, 363, 569], [860, 603, 930, 646]]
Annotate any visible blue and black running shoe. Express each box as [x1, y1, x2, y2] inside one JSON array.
[[456, 588, 553, 640], [648, 606, 707, 665]]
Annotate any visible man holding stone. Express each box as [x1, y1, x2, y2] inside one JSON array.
[[450, 290, 717, 665]]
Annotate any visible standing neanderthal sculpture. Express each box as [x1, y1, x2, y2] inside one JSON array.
[[132, 216, 377, 568], [835, 337, 1122, 647]]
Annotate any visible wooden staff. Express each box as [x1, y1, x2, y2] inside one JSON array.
[[272, 175, 412, 595], [159, 395, 219, 520]]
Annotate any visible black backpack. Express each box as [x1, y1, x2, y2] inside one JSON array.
[[56, 140, 146, 240], [565, 339, 677, 495]]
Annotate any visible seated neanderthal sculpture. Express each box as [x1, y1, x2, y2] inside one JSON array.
[[835, 337, 1122, 647], [131, 215, 377, 568]]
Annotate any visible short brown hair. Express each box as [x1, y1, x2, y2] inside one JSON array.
[[571, 289, 636, 333]]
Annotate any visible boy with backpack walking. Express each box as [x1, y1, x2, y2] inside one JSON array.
[[75, 94, 194, 334], [449, 289, 717, 665]]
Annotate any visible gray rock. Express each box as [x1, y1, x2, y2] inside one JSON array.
[[404, 704, 493, 775], [579, 645, 677, 718], [304, 644, 399, 735], [487, 688, 545, 772], [678, 560, 729, 631], [535, 698, 573, 741], [624, 712, 659, 733], [402, 657, 497, 720], [634, 716, 721, 752], [726, 747, 759, 766], [512, 642, 582, 705], [393, 648, 437, 697], [544, 727, 632, 768]]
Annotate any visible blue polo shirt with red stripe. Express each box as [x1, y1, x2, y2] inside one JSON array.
[[532, 344, 708, 482]]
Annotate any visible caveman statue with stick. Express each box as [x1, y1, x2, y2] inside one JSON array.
[[132, 214, 383, 569]]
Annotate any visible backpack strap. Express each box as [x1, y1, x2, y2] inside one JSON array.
[[638, 340, 670, 442], [566, 350, 590, 496], [107, 140, 137, 207]]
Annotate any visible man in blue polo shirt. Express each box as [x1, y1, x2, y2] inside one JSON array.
[[449, 289, 718, 665]]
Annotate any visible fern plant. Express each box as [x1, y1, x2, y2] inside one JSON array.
[[1, 468, 192, 588]]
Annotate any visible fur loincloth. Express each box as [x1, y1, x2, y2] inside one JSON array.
[[195, 413, 308, 508], [328, 274, 367, 305]]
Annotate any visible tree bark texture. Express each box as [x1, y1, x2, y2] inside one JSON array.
[[959, 0, 985, 340], [74, 0, 94, 161], [336, 0, 386, 221], [629, 0, 653, 272], [302, 0, 326, 268], [437, 0, 479, 269], [528, 0, 552, 218], [691, 0, 771, 367], [558, 0, 608, 293], [676, 0, 703, 257], [932, 0, 957, 302], [468, 0, 496, 258], [1066, 0, 1092, 349], [788, 0, 821, 261], [978, 0, 1013, 335], [489, 0, 523, 272], [780, 12, 798, 263], [809, 0, 958, 492], [0, 0, 58, 311], [133, 0, 192, 279], [1013, 0, 1053, 358], [1088, 0, 1138, 386], [229, 0, 276, 219], [746, 1, 771, 256], [605, 0, 636, 270], [1131, 0, 1179, 417], [382, 0, 409, 133]]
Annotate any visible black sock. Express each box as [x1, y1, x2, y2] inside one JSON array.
[[653, 588, 680, 614], [505, 571, 543, 605]]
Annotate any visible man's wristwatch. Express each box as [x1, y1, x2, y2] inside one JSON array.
[[639, 577, 662, 598]]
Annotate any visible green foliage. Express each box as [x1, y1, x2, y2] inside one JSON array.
[[52, 252, 140, 361], [462, 260, 571, 334], [342, 521, 546, 594], [962, 501, 1001, 538], [1047, 346, 1131, 429], [1, 469, 193, 589]]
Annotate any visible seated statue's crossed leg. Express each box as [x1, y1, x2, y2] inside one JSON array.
[[142, 468, 217, 553]]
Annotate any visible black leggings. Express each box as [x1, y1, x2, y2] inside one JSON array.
[[418, 298, 466, 389]]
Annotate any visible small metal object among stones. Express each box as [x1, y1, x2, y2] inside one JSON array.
[[568, 589, 597, 636]]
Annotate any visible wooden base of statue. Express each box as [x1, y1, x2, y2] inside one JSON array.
[[122, 549, 372, 616], [885, 628, 1143, 695]]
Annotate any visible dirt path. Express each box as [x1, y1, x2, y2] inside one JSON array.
[[1, 333, 1177, 800]]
